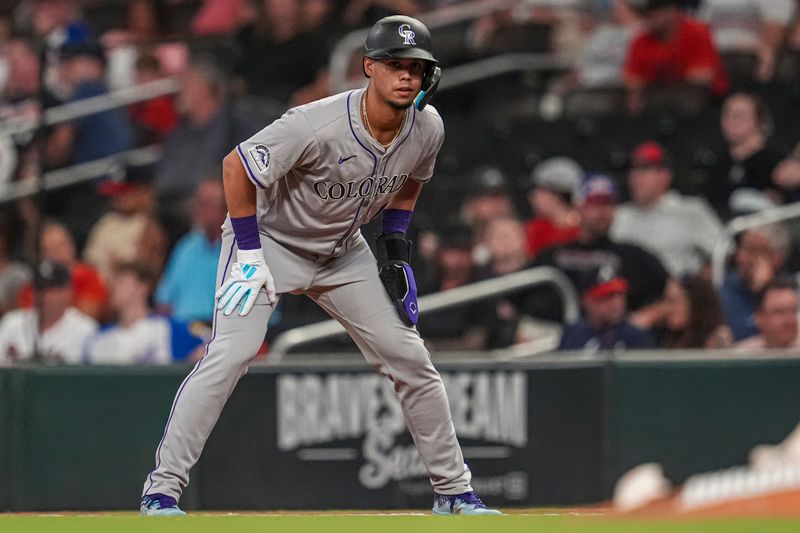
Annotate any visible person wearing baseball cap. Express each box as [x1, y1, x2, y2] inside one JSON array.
[[559, 265, 655, 351], [611, 141, 723, 276], [53, 39, 134, 166], [525, 157, 582, 258], [461, 166, 515, 265], [83, 160, 166, 284], [624, 0, 728, 113], [526, 173, 668, 324], [0, 260, 98, 365]]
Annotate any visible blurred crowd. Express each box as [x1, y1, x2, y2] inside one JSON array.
[[1, 0, 800, 365]]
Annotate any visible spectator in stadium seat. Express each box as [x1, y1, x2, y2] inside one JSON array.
[[17, 221, 107, 321], [0, 260, 97, 365], [233, 0, 332, 105], [83, 162, 167, 283], [531, 173, 669, 322], [155, 55, 262, 205], [736, 277, 800, 350], [0, 212, 31, 316], [559, 266, 655, 351], [720, 223, 791, 341], [656, 275, 733, 349], [525, 157, 582, 259], [156, 179, 225, 325], [416, 229, 487, 352], [540, 0, 641, 113], [82, 262, 204, 365], [706, 92, 787, 215], [699, 0, 795, 82], [575, 0, 642, 88], [47, 41, 134, 166], [127, 55, 178, 145], [478, 216, 536, 348], [624, 0, 728, 113], [460, 166, 516, 266], [611, 141, 722, 276], [481, 216, 530, 279]]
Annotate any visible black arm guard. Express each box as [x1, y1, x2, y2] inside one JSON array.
[[376, 232, 409, 265]]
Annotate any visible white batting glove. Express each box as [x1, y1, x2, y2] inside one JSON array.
[[215, 249, 276, 316]]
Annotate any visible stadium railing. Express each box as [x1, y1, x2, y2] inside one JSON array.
[[0, 77, 178, 204], [267, 265, 579, 362], [711, 200, 800, 289]]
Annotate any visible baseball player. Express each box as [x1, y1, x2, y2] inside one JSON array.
[[140, 15, 500, 516]]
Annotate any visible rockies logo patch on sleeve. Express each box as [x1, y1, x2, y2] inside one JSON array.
[[248, 144, 271, 173]]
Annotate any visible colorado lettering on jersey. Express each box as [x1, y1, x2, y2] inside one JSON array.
[[313, 173, 408, 200]]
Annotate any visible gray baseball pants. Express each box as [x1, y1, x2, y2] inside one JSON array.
[[142, 226, 472, 500]]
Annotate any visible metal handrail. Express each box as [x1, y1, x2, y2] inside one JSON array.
[[438, 52, 574, 92], [328, 0, 518, 93], [267, 265, 579, 362], [0, 145, 162, 203], [0, 77, 178, 138], [711, 201, 800, 288], [0, 75, 178, 204]]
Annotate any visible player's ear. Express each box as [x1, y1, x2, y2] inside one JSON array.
[[363, 57, 373, 79]]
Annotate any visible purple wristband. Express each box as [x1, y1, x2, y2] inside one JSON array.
[[383, 209, 412, 235], [230, 215, 261, 250]]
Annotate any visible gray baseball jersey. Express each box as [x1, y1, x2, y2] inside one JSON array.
[[234, 87, 443, 258], [143, 89, 473, 504]]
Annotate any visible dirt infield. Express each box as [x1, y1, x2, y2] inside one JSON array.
[[630, 488, 800, 519]]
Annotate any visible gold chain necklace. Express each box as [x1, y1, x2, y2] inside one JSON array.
[[361, 93, 404, 150]]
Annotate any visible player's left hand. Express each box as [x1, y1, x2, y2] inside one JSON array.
[[379, 261, 419, 326], [377, 232, 419, 326], [215, 249, 276, 316]]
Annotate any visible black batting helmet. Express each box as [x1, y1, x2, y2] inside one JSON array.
[[363, 15, 437, 65]]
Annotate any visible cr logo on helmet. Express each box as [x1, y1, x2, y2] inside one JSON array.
[[398, 24, 416, 45]]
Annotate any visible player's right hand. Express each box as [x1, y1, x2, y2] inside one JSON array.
[[215, 249, 276, 316]]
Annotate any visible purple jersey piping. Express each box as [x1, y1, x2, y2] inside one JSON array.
[[382, 105, 416, 169], [143, 239, 236, 496], [357, 105, 416, 232], [236, 144, 267, 189], [330, 91, 379, 255]]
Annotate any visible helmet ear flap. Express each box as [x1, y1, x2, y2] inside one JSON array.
[[415, 65, 441, 111]]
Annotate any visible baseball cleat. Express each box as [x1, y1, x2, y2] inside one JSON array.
[[140, 493, 186, 516], [432, 491, 503, 515]]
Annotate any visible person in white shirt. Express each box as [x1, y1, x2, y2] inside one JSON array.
[[0, 260, 97, 365], [699, 0, 795, 82], [83, 261, 204, 365], [611, 141, 723, 276], [736, 277, 800, 350]]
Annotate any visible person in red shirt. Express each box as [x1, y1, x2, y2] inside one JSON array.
[[18, 221, 107, 321], [129, 54, 178, 144], [625, 0, 728, 113], [525, 157, 582, 258]]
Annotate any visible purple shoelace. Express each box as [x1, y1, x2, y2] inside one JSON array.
[[458, 491, 488, 508], [143, 493, 178, 509], [436, 491, 488, 512]]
